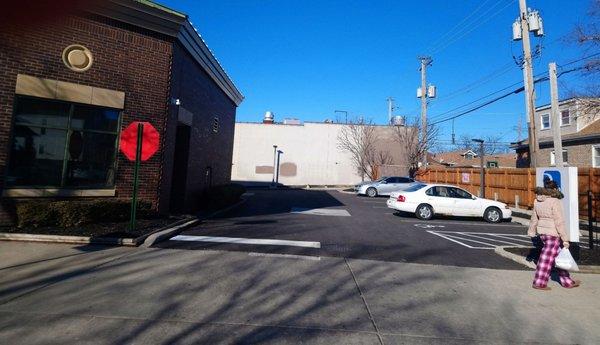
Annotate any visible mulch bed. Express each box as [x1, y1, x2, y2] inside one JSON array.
[[505, 246, 600, 266], [0, 216, 181, 239]]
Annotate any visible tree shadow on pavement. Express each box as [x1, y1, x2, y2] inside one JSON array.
[[1, 243, 597, 344]]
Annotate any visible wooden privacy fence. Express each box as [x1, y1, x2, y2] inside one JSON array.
[[416, 167, 600, 219]]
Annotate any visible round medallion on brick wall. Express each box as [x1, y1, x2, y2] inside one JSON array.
[[62, 44, 93, 72]]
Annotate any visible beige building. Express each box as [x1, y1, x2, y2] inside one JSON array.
[[231, 120, 410, 186]]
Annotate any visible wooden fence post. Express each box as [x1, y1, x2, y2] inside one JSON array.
[[527, 169, 534, 208]]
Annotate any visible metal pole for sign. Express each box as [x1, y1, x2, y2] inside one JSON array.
[[129, 123, 144, 231], [589, 190, 594, 250]]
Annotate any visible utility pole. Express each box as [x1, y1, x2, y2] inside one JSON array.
[[517, 0, 539, 167], [387, 97, 395, 125], [419, 56, 432, 169], [549, 62, 564, 167]]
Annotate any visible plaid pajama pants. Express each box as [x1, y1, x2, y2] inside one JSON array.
[[533, 234, 575, 288]]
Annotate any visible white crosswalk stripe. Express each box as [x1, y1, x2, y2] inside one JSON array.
[[427, 230, 590, 250], [427, 231, 534, 250]]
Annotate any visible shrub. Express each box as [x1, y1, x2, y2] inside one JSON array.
[[16, 201, 57, 228], [16, 199, 153, 228]]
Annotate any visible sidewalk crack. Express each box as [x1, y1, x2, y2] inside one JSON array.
[[344, 258, 384, 345]]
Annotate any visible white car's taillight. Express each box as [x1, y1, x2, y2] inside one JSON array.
[[397, 195, 406, 202]]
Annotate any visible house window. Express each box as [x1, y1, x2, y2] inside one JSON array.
[[561, 110, 570, 126], [6, 97, 121, 188], [541, 114, 550, 129], [593, 146, 600, 168], [550, 150, 568, 166]]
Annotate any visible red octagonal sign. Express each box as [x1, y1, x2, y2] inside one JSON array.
[[120, 121, 160, 161]]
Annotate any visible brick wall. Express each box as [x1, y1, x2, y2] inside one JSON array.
[[538, 144, 598, 168], [159, 42, 237, 212], [0, 13, 172, 224]]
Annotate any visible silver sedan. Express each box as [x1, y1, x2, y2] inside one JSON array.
[[355, 176, 417, 197]]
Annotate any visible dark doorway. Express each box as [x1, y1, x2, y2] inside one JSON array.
[[170, 124, 191, 212]]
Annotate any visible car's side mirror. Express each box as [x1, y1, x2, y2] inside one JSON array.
[[380, 180, 387, 184], [472, 196, 477, 200]]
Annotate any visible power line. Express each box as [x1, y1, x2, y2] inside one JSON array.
[[425, 0, 495, 54], [428, 52, 600, 124], [429, 0, 517, 56]]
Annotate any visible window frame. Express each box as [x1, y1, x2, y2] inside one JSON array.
[[560, 110, 571, 126], [6, 95, 123, 189], [540, 113, 551, 130], [550, 149, 568, 166], [593, 145, 600, 168]]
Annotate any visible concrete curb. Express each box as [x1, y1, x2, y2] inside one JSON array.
[[495, 246, 600, 274], [142, 218, 199, 247], [0, 216, 192, 247], [494, 246, 536, 270], [0, 233, 139, 246], [142, 197, 249, 247]]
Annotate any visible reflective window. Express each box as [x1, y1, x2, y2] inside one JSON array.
[[541, 114, 551, 129], [6, 97, 121, 188], [71, 105, 119, 132], [561, 110, 570, 126], [450, 188, 472, 199]]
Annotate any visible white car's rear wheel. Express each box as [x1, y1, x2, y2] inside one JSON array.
[[366, 187, 377, 198], [416, 204, 433, 220], [484, 207, 502, 223]]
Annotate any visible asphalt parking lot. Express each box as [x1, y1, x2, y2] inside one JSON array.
[[156, 189, 529, 269]]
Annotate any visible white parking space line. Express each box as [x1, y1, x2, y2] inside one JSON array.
[[427, 231, 483, 249], [171, 235, 321, 248], [427, 231, 534, 250], [391, 218, 525, 228], [291, 207, 351, 217], [248, 252, 321, 261]]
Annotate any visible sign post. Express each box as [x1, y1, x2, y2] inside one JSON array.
[[120, 121, 160, 231], [129, 123, 144, 231], [536, 167, 580, 257]]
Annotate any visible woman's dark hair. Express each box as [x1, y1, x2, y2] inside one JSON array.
[[544, 180, 558, 190]]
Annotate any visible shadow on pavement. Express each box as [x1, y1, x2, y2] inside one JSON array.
[[0, 242, 595, 344]]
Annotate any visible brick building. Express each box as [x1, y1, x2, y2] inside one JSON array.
[[512, 98, 599, 168], [0, 0, 243, 224]]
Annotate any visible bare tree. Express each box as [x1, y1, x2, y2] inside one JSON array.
[[570, 0, 600, 116], [458, 134, 474, 151], [337, 118, 390, 181], [393, 117, 438, 178]]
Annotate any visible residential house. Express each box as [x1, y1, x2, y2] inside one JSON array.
[[429, 150, 517, 168], [512, 98, 600, 168]]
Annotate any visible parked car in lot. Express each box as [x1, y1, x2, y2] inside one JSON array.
[[355, 176, 417, 197], [386, 183, 511, 223]]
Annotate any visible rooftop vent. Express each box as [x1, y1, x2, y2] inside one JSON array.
[[263, 111, 274, 124]]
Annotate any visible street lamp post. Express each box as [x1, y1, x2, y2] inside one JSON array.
[[275, 150, 283, 185], [271, 145, 278, 186], [472, 139, 485, 198], [334, 110, 348, 124]]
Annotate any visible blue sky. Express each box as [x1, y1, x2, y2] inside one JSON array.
[[161, 0, 593, 148]]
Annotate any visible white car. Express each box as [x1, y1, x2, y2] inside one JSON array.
[[386, 183, 512, 223]]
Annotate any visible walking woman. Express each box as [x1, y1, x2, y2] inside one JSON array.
[[528, 181, 581, 290]]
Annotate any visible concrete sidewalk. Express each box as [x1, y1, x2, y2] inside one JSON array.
[[0, 242, 598, 344]]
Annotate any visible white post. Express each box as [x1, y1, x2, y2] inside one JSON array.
[[549, 62, 564, 167]]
